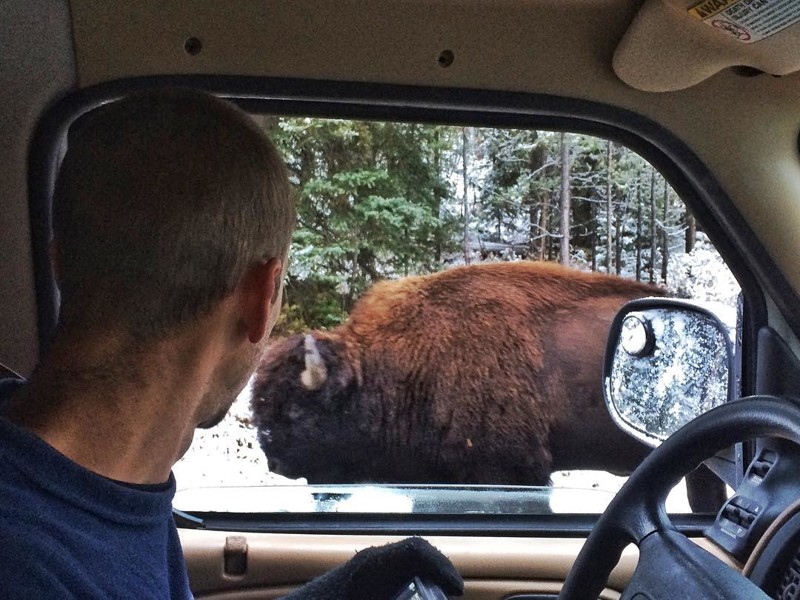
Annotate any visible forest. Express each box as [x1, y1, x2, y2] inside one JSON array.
[[253, 116, 736, 335]]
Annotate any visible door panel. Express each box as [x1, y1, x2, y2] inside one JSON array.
[[182, 530, 738, 599], [182, 530, 640, 599]]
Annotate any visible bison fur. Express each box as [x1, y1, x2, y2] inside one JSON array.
[[252, 261, 671, 481], [251, 261, 727, 511]]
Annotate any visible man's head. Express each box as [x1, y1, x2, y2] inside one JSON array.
[[52, 88, 294, 340], [49, 89, 295, 430]]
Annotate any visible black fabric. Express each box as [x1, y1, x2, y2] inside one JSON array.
[[282, 536, 463, 599], [0, 376, 24, 408]]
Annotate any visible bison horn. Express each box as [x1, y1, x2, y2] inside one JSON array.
[[301, 334, 328, 390]]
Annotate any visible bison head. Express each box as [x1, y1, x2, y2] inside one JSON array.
[[251, 332, 372, 482]]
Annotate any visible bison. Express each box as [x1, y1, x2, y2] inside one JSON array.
[[251, 261, 723, 510]]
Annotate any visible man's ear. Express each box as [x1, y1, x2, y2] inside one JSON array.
[[240, 257, 283, 344]]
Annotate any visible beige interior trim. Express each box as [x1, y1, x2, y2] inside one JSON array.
[[614, 0, 800, 91], [181, 529, 739, 598], [0, 0, 76, 376], [181, 530, 638, 597]]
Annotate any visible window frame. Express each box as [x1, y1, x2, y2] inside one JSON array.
[[28, 76, 776, 536]]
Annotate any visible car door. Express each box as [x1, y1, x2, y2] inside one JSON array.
[[7, 2, 800, 599]]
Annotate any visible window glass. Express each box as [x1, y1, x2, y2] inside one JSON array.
[[173, 117, 740, 515]]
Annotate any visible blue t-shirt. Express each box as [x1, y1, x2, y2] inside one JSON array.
[[0, 380, 192, 599]]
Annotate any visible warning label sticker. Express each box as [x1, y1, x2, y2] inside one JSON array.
[[688, 0, 800, 43]]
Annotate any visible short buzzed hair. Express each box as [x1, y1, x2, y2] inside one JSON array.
[[52, 88, 295, 339]]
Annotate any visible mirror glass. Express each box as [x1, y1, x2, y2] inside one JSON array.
[[605, 304, 733, 444]]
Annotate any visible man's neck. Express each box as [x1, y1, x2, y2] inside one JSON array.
[[5, 329, 217, 485]]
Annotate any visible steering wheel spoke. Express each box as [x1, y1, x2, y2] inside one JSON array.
[[624, 530, 766, 599]]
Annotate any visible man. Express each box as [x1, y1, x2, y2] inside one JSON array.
[[0, 89, 462, 598]]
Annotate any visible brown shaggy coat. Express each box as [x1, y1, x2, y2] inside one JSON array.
[[251, 261, 666, 486]]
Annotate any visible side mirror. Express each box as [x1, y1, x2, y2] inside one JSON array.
[[603, 298, 736, 446]]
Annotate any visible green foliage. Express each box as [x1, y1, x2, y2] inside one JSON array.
[[272, 277, 349, 337], [262, 117, 694, 334], [270, 118, 459, 331]]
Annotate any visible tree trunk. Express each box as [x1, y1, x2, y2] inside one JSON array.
[[615, 201, 623, 275], [527, 136, 546, 261], [606, 140, 613, 273], [559, 132, 571, 266], [636, 177, 643, 282], [461, 128, 471, 264], [539, 199, 551, 261], [649, 166, 656, 284], [433, 127, 443, 264], [591, 200, 597, 272], [685, 210, 696, 253], [661, 177, 669, 283]]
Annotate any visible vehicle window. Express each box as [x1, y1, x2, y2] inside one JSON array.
[[173, 117, 740, 516]]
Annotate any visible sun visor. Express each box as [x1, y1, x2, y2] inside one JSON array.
[[613, 0, 800, 92]]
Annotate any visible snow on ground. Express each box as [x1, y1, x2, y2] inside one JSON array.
[[173, 381, 286, 489]]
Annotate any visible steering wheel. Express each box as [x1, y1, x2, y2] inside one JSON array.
[[558, 395, 800, 599]]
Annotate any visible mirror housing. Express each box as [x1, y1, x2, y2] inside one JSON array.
[[603, 298, 736, 447]]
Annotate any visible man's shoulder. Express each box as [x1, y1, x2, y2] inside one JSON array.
[[0, 502, 193, 598]]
